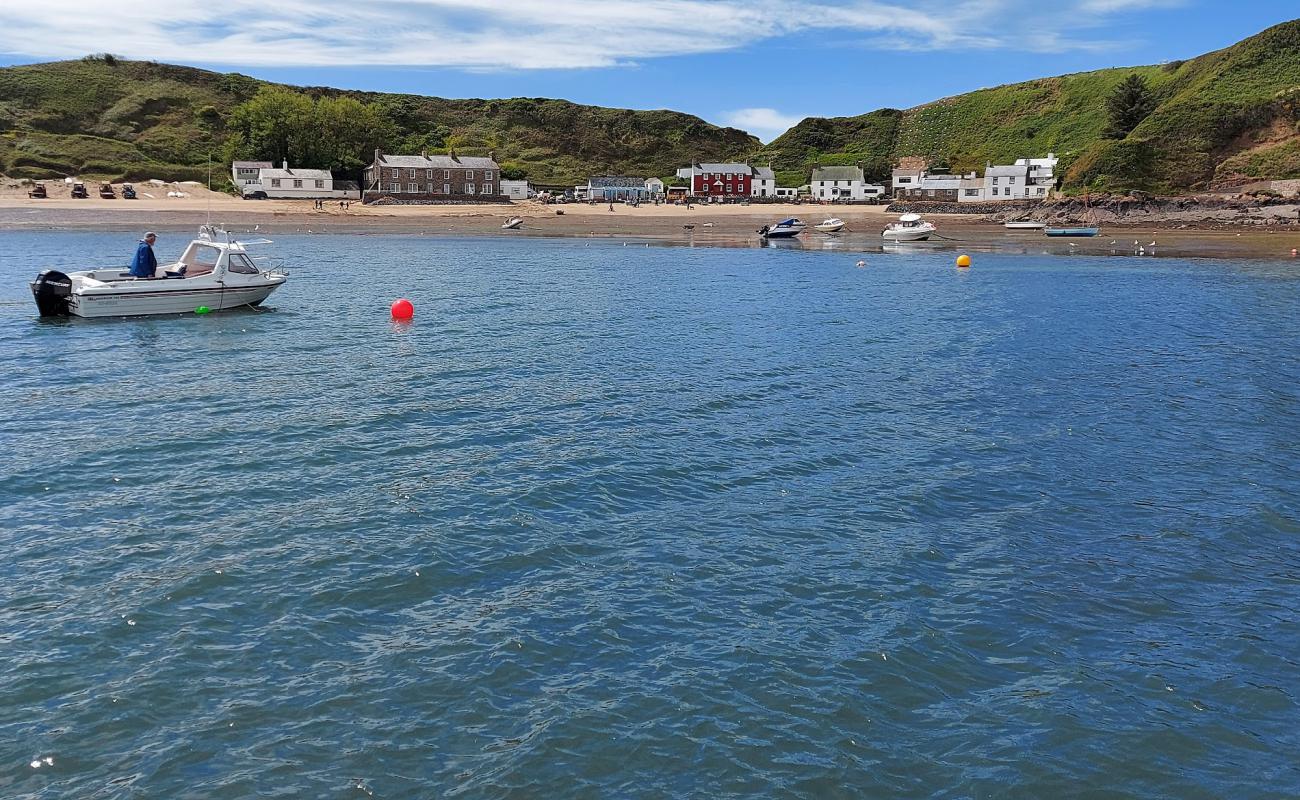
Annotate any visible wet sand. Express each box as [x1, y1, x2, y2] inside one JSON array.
[[2, 191, 1298, 260]]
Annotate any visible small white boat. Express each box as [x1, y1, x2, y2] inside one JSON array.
[[759, 218, 806, 239], [882, 213, 936, 241], [814, 218, 846, 233], [502, 217, 524, 230], [1004, 221, 1046, 231], [30, 226, 287, 318]]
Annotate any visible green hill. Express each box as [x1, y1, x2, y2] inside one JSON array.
[[0, 57, 758, 185], [755, 19, 1300, 193]]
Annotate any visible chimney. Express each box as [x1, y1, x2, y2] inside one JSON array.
[[488, 150, 496, 163], [282, 159, 288, 171], [375, 148, 381, 164], [421, 149, 427, 159]]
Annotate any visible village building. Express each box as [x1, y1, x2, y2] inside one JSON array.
[[231, 160, 271, 191], [893, 168, 974, 202], [752, 166, 776, 198], [958, 153, 1059, 203], [584, 176, 663, 201], [810, 165, 886, 201], [500, 179, 531, 200], [234, 160, 359, 199], [675, 163, 752, 200], [363, 150, 506, 203]]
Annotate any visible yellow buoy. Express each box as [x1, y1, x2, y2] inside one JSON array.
[[956, 254, 972, 268]]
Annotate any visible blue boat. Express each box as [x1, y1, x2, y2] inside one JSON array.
[[758, 218, 806, 239], [1045, 227, 1100, 237]]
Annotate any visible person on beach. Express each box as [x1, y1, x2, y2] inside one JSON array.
[[129, 232, 158, 278]]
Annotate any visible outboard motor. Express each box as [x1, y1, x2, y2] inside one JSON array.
[[31, 270, 72, 317]]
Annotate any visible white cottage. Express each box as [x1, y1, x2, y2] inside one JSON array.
[[811, 165, 885, 201], [751, 166, 776, 198]]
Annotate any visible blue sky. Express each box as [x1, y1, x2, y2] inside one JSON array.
[[1, 1, 1296, 141]]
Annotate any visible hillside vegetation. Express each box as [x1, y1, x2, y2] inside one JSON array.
[[0, 57, 757, 185], [755, 19, 1300, 193]]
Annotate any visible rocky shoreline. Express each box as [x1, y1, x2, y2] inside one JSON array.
[[888, 193, 1300, 228]]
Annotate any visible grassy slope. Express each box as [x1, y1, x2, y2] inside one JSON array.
[[756, 19, 1300, 192], [0, 59, 758, 184]]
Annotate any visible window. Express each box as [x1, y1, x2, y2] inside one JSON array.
[[227, 253, 259, 275], [270, 178, 281, 188], [1009, 177, 1016, 184], [482, 184, 492, 195], [992, 177, 999, 185], [444, 170, 450, 179], [484, 171, 492, 180], [466, 183, 475, 194], [426, 169, 433, 179], [926, 190, 935, 197], [898, 177, 912, 184], [426, 183, 433, 193], [466, 171, 474, 180], [1037, 188, 1046, 195], [389, 183, 399, 192], [443, 183, 450, 194], [409, 169, 417, 178], [314, 180, 324, 188], [407, 183, 419, 192], [293, 179, 302, 188], [965, 189, 980, 196]]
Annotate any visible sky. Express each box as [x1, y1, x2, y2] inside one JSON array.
[[0, 1, 1296, 142]]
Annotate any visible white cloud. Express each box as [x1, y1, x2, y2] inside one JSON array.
[[719, 108, 807, 142], [0, 0, 1191, 69]]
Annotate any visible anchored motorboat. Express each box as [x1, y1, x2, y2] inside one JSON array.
[[758, 218, 806, 239], [502, 216, 524, 230], [882, 213, 936, 241], [30, 226, 287, 318], [814, 217, 846, 233]]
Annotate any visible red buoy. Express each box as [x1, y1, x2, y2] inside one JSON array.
[[391, 298, 414, 320]]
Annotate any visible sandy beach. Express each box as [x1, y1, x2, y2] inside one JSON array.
[[3, 180, 1299, 259]]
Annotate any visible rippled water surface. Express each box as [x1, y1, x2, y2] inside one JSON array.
[[2, 232, 1299, 798]]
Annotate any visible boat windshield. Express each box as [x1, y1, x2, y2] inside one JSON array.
[[180, 243, 223, 276]]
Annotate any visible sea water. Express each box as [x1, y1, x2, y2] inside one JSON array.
[[1, 232, 1298, 798]]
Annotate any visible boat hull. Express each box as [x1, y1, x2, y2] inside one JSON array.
[[1044, 227, 1100, 237], [762, 229, 803, 239], [1004, 222, 1047, 231], [882, 230, 933, 242], [39, 278, 286, 318]]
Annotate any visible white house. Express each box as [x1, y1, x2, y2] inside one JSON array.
[[811, 165, 885, 201], [501, 179, 530, 200], [752, 166, 776, 198], [774, 187, 798, 200], [957, 154, 1059, 203], [645, 177, 665, 196], [231, 161, 271, 190], [240, 160, 359, 199]]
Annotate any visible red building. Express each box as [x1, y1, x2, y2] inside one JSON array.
[[676, 163, 753, 199]]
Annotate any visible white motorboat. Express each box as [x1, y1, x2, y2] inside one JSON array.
[[502, 216, 524, 230], [814, 217, 846, 233], [758, 218, 806, 239], [882, 213, 936, 241], [30, 226, 287, 319], [1004, 221, 1047, 231]]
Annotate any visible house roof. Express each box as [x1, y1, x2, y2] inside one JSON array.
[[378, 154, 500, 169], [812, 166, 864, 182], [753, 167, 775, 180], [261, 167, 333, 180], [233, 161, 272, 169], [986, 165, 1030, 177], [589, 176, 648, 188], [696, 163, 751, 173]]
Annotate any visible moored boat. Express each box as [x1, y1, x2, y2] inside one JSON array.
[[30, 226, 287, 319], [882, 213, 936, 241], [1044, 227, 1100, 237], [502, 216, 524, 230], [1004, 221, 1046, 231], [759, 218, 806, 239], [814, 217, 846, 233]]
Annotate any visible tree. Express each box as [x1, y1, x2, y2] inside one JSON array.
[[225, 87, 395, 174], [1105, 73, 1156, 139]]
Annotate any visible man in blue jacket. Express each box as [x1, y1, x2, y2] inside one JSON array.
[[129, 232, 158, 278]]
